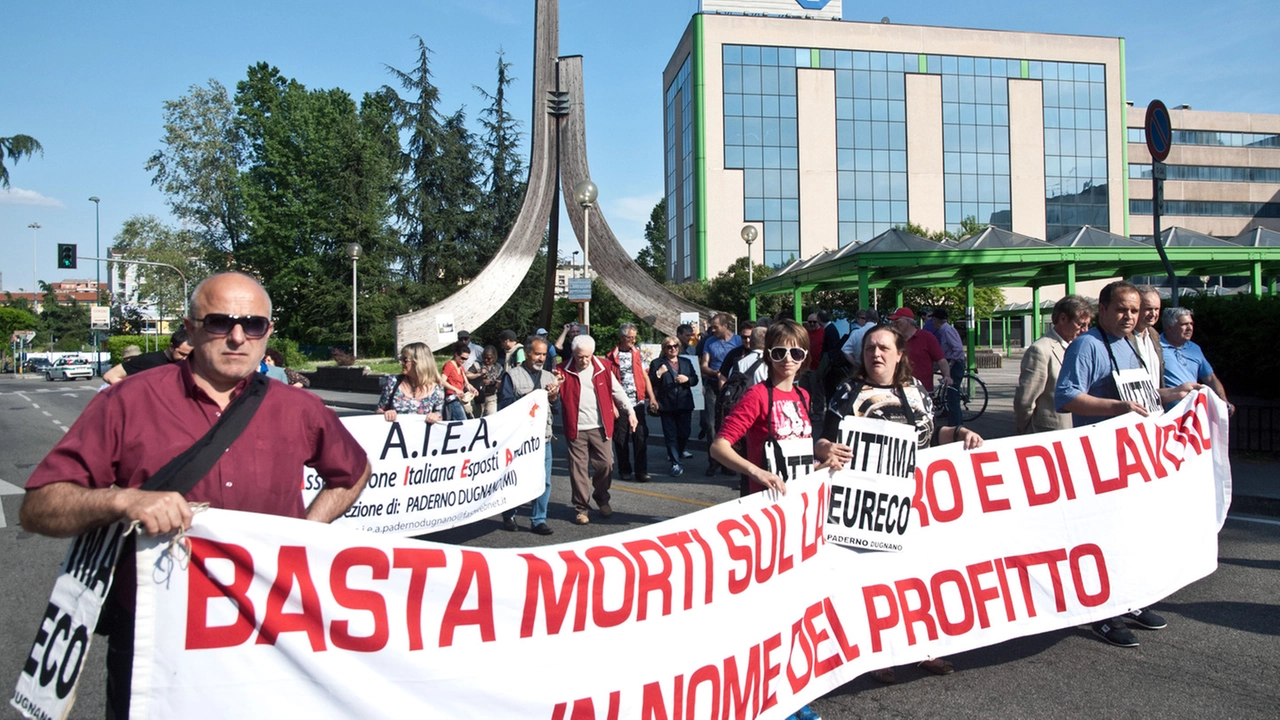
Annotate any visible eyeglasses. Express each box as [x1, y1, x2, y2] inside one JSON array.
[[663, 344, 679, 349], [399, 357, 413, 365], [194, 314, 271, 338], [769, 346, 808, 363]]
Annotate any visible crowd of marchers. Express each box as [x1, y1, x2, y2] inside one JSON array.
[[16, 271, 1231, 720]]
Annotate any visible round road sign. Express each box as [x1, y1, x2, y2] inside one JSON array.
[[1145, 100, 1173, 162]]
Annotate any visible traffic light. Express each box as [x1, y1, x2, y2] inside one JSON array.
[[57, 243, 77, 269]]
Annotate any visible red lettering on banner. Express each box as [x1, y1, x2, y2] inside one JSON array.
[[922, 459, 963, 524], [1081, 436, 1125, 494], [992, 557, 1016, 622], [822, 598, 860, 663], [520, 551, 590, 637], [863, 584, 898, 652], [971, 451, 1010, 513], [894, 577, 939, 645], [659, 531, 701, 611], [930, 569, 975, 636], [802, 601, 842, 678], [439, 551, 495, 647], [255, 546, 325, 651], [1115, 428, 1153, 486], [861, 545, 1110, 651], [761, 631, 782, 712], [768, 505, 795, 575], [329, 548, 390, 652], [965, 561, 1001, 630], [688, 664, 721, 720], [186, 538, 256, 650], [623, 539, 673, 621], [1052, 440, 1078, 499], [800, 490, 824, 561], [1004, 550, 1069, 616], [718, 519, 752, 595], [393, 547, 448, 651], [785, 618, 813, 694], [1158, 423, 1184, 471], [689, 529, 716, 607], [640, 674, 683, 720], [586, 546, 636, 629], [550, 691, 620, 720], [1016, 445, 1060, 506], [1131, 423, 1170, 480], [722, 643, 762, 720], [1068, 544, 1110, 607]]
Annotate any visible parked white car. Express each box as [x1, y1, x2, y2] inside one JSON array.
[[46, 358, 94, 381]]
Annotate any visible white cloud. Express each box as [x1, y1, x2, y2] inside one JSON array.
[[607, 192, 664, 225], [0, 187, 64, 207]]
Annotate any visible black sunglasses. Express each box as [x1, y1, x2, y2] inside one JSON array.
[[194, 313, 271, 338], [769, 346, 808, 363]]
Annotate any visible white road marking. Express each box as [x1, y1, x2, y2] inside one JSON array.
[[30, 404, 39, 409], [0, 478, 24, 496], [42, 411, 52, 417]]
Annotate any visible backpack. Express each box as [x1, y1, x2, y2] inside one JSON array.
[[716, 355, 766, 432]]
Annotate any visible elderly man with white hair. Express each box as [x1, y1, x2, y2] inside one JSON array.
[[556, 334, 637, 525], [1160, 306, 1232, 415]]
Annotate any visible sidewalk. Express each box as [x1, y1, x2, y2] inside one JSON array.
[[309, 365, 1280, 518]]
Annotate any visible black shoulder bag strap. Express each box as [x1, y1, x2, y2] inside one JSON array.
[[141, 372, 272, 495]]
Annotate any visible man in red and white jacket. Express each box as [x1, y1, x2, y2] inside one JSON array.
[[558, 334, 637, 525], [605, 323, 658, 482]]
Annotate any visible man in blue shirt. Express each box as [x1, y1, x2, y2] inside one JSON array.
[[700, 313, 742, 475], [1055, 280, 1199, 649], [1160, 307, 1232, 414]]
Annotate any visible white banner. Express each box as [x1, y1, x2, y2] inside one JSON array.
[[117, 390, 1226, 719], [12, 523, 129, 720], [306, 391, 549, 536]]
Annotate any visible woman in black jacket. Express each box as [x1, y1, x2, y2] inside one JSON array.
[[649, 336, 700, 476]]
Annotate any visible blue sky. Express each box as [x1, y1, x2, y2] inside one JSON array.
[[2, 0, 1277, 294]]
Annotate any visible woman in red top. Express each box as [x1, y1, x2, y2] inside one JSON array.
[[711, 319, 837, 496], [441, 340, 478, 422]]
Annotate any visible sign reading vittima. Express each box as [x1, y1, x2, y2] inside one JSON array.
[[702, 0, 842, 21]]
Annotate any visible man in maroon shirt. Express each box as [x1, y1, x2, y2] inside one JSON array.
[[888, 306, 951, 393], [20, 272, 371, 717]]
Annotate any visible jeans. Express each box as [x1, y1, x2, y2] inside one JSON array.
[[660, 410, 692, 464], [612, 402, 649, 477], [504, 441, 553, 524], [445, 397, 467, 422]]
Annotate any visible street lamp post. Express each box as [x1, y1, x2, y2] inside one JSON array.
[[89, 197, 102, 369], [573, 180, 598, 327], [346, 243, 363, 358], [741, 225, 758, 320], [28, 222, 41, 293], [571, 250, 579, 277]]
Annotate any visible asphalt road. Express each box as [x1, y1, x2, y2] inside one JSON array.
[[1, 373, 1277, 719]]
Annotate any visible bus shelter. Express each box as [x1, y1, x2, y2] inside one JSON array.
[[748, 225, 1280, 371]]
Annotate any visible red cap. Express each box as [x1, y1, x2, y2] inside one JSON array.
[[888, 307, 915, 321]]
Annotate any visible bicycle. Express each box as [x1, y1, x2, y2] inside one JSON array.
[[933, 369, 989, 423]]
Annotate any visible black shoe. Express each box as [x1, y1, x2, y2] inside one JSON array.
[[705, 464, 719, 477], [531, 523, 554, 536], [502, 517, 518, 532], [1126, 608, 1168, 629], [1093, 619, 1139, 647], [637, 473, 651, 483]]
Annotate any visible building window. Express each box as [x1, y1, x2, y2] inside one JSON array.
[[665, 57, 693, 281], [1129, 128, 1280, 148], [723, 45, 802, 267], [934, 54, 1016, 234], [834, 50, 909, 246], [1029, 61, 1108, 239], [1128, 163, 1280, 183], [1130, 199, 1280, 218]]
